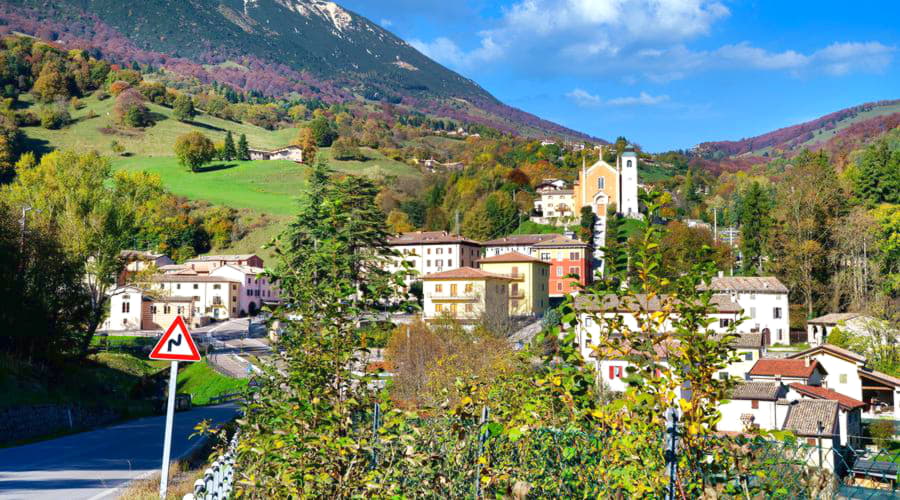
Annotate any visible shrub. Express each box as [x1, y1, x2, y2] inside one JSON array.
[[331, 136, 365, 161], [113, 88, 152, 128], [16, 111, 40, 127], [95, 89, 110, 101], [174, 132, 216, 172], [39, 104, 70, 130], [108, 80, 131, 96]]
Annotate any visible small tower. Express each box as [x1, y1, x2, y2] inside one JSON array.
[[618, 145, 639, 217]]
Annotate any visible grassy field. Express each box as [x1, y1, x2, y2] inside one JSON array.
[[176, 360, 248, 406]]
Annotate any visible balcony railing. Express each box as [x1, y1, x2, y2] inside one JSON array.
[[508, 290, 525, 299], [495, 273, 525, 280], [426, 292, 480, 301]]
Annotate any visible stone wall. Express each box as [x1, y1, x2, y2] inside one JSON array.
[[0, 404, 120, 444]]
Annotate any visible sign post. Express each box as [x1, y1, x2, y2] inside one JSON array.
[[149, 316, 201, 499]]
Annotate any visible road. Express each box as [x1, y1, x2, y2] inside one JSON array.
[[0, 404, 239, 500]]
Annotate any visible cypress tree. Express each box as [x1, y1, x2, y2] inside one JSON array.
[[223, 131, 237, 161], [237, 133, 250, 161]]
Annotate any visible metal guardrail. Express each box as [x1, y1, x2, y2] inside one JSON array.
[[183, 431, 240, 500], [208, 391, 243, 405]]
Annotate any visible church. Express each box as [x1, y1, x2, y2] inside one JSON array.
[[572, 144, 641, 251]]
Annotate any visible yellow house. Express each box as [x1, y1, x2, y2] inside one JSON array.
[[477, 252, 551, 318], [421, 267, 513, 323]]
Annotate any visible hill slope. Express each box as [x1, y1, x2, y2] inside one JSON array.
[[0, 0, 598, 141]]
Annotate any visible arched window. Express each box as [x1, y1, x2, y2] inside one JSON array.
[[597, 177, 605, 189], [626, 159, 633, 168]]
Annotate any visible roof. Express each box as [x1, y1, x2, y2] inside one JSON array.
[[150, 275, 239, 283], [422, 267, 515, 281], [699, 276, 789, 294], [150, 296, 195, 303], [214, 264, 266, 275], [541, 189, 574, 195], [749, 359, 827, 379], [248, 145, 301, 153], [477, 252, 549, 264], [575, 293, 741, 314], [387, 231, 480, 246], [782, 400, 839, 437], [718, 333, 765, 349], [531, 236, 589, 248], [789, 383, 866, 410], [158, 264, 188, 271], [590, 338, 680, 360], [730, 382, 785, 401], [185, 254, 258, 263], [808, 312, 863, 325], [788, 344, 867, 364], [120, 250, 168, 260], [858, 368, 900, 388], [482, 234, 559, 247]]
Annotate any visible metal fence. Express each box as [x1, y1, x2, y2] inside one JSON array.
[[183, 430, 240, 500]]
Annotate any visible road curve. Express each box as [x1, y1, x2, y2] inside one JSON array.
[[0, 404, 239, 500]]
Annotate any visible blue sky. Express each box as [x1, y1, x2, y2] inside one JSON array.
[[339, 0, 900, 151]]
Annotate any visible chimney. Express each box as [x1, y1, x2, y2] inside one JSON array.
[[804, 357, 811, 367], [718, 271, 724, 278]]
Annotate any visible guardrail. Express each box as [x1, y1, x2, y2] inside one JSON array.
[[208, 391, 243, 405], [183, 431, 240, 500]]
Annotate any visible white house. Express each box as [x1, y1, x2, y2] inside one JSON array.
[[786, 383, 865, 448], [210, 264, 280, 316], [789, 344, 900, 420], [700, 276, 791, 345], [718, 382, 788, 434], [150, 275, 240, 320], [117, 250, 175, 285], [249, 145, 303, 162], [104, 285, 147, 331], [387, 231, 482, 284], [481, 234, 560, 258], [103, 286, 207, 331], [780, 399, 842, 472], [718, 333, 767, 380], [807, 313, 896, 346]]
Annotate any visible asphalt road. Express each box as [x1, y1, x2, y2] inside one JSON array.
[[0, 404, 239, 500]]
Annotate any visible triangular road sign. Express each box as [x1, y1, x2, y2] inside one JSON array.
[[149, 316, 201, 362]]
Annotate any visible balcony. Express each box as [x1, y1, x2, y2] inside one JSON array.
[[496, 272, 525, 281], [426, 292, 480, 302], [508, 290, 525, 299]]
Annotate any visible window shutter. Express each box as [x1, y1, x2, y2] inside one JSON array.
[[609, 366, 615, 379]]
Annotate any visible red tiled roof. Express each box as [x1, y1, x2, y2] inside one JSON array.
[[150, 275, 239, 283], [532, 236, 589, 248], [477, 251, 549, 264], [388, 231, 480, 246], [482, 234, 559, 246], [749, 359, 827, 378], [789, 383, 866, 410], [422, 267, 515, 280]]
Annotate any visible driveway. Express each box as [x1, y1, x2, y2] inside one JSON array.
[[0, 404, 239, 500]]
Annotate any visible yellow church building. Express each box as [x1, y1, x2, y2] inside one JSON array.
[[573, 145, 640, 219]]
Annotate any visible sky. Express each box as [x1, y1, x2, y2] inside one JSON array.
[[338, 0, 900, 151]]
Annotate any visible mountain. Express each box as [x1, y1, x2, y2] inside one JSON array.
[[0, 0, 599, 141], [695, 99, 900, 161]]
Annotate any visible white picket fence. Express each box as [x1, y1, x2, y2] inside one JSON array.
[[183, 431, 239, 500]]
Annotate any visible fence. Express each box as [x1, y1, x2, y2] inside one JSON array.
[[183, 430, 240, 500]]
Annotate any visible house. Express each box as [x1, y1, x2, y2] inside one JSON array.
[[718, 333, 767, 380], [477, 252, 551, 318], [718, 382, 789, 434], [573, 144, 640, 219], [806, 313, 894, 346], [700, 276, 791, 345], [103, 286, 208, 331], [150, 275, 240, 320], [787, 383, 865, 448], [747, 358, 827, 386], [575, 293, 742, 363], [248, 145, 303, 162], [183, 254, 264, 274], [531, 188, 575, 225], [117, 250, 175, 285], [387, 231, 482, 284], [591, 338, 682, 394], [481, 234, 559, 258], [209, 264, 280, 316], [535, 179, 569, 191], [788, 344, 900, 420], [780, 399, 842, 471], [532, 236, 592, 297], [682, 219, 712, 232], [421, 267, 512, 324]]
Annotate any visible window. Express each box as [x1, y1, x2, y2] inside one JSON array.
[[569, 266, 579, 277], [773, 307, 782, 319], [450, 303, 457, 314], [193, 284, 199, 290], [541, 252, 551, 261], [151, 306, 157, 314], [450, 284, 458, 296], [232, 296, 237, 302], [427, 260, 431, 267], [626, 160, 632, 168], [435, 303, 444, 313], [164, 305, 171, 314], [176, 284, 181, 290], [464, 283, 473, 293], [122, 301, 130, 313], [213, 284, 221, 290], [177, 306, 184, 315], [232, 284, 237, 290], [448, 247, 453, 254], [719, 372, 729, 380], [465, 303, 473, 313], [427, 248, 431, 255], [570, 252, 579, 260], [247, 278, 251, 284], [839, 374, 848, 384], [597, 177, 605, 189], [744, 352, 753, 361], [751, 400, 759, 409], [511, 266, 519, 277], [232, 307, 236, 314], [608, 365, 623, 379], [749, 307, 756, 319], [247, 290, 252, 296], [557, 282, 563, 292], [193, 296, 200, 301], [436, 248, 443, 255], [213, 296, 222, 305], [511, 299, 519, 309], [435, 284, 443, 293], [777, 329, 783, 341], [556, 266, 563, 277]]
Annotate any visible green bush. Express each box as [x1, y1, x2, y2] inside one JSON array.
[[39, 104, 70, 130]]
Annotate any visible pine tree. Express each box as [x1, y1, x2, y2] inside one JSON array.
[[739, 181, 771, 275], [237, 133, 250, 161], [223, 131, 237, 161]]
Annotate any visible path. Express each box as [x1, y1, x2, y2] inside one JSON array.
[[0, 404, 239, 500]]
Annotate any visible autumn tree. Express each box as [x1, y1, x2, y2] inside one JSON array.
[[292, 127, 318, 163], [768, 150, 845, 317], [32, 62, 70, 102], [174, 132, 216, 172], [661, 221, 733, 279], [172, 93, 196, 122], [113, 88, 151, 127], [386, 209, 414, 233], [331, 136, 364, 161]]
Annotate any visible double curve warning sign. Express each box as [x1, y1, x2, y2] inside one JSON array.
[[149, 316, 201, 362]]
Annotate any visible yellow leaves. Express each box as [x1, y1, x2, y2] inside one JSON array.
[[678, 399, 692, 413]]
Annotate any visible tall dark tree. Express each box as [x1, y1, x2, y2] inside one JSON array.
[[854, 140, 900, 205], [237, 133, 250, 161], [739, 181, 772, 275], [578, 206, 596, 246], [222, 131, 237, 161]]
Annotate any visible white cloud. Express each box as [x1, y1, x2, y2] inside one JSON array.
[[566, 89, 669, 107], [407, 0, 894, 80]]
